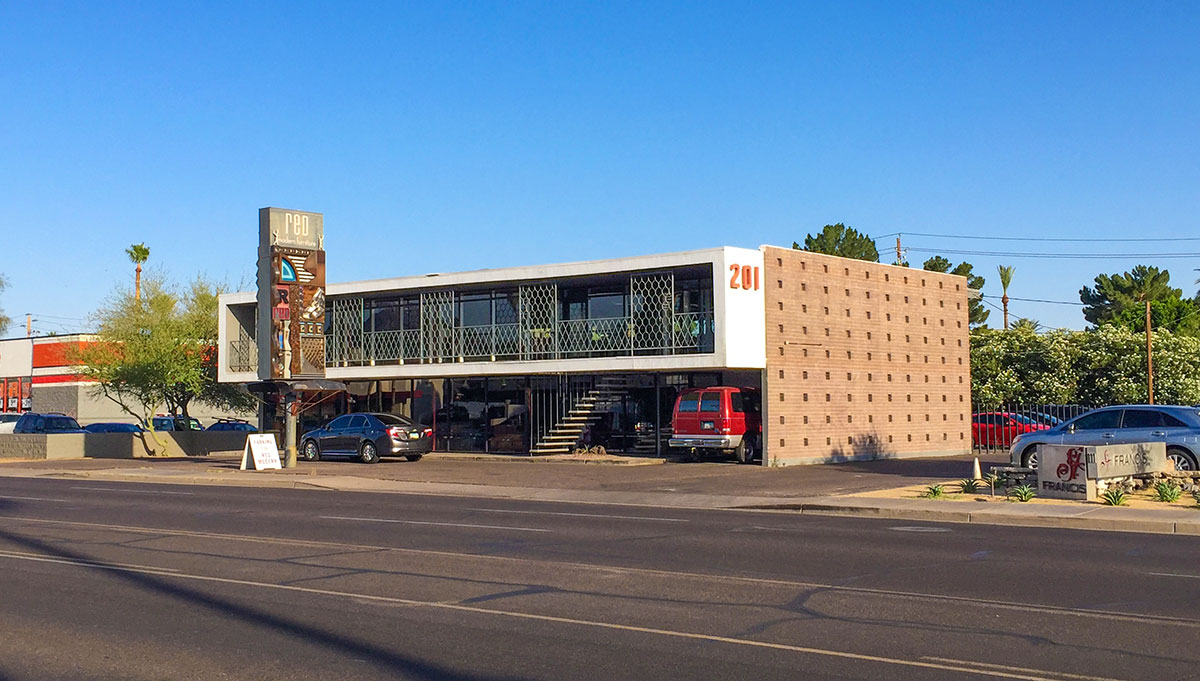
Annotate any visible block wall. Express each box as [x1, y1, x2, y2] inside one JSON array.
[[762, 246, 972, 465]]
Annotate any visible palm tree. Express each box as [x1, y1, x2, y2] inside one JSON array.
[[997, 265, 1015, 330], [1011, 317, 1040, 332], [126, 243, 150, 300]]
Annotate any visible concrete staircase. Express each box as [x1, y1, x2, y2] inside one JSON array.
[[529, 377, 633, 455]]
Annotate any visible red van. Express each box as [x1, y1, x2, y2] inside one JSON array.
[[668, 386, 761, 463]]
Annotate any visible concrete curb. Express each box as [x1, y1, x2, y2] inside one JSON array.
[[733, 500, 1200, 535]]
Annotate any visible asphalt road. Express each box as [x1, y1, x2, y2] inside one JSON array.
[[1, 477, 1198, 681], [0, 446, 1014, 498]]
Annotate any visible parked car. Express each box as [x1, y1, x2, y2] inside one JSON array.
[[300, 412, 432, 463], [971, 412, 1049, 448], [207, 418, 257, 432], [0, 413, 19, 434], [84, 422, 145, 433], [151, 415, 204, 432], [1009, 405, 1200, 471], [668, 386, 760, 463], [13, 412, 84, 434]]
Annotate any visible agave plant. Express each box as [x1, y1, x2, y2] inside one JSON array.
[[922, 484, 945, 499], [1008, 484, 1036, 503], [958, 478, 982, 494], [1153, 481, 1183, 503], [1101, 488, 1128, 506]]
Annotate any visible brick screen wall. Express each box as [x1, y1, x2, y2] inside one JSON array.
[[762, 246, 972, 465]]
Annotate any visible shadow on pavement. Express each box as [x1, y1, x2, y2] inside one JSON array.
[[0, 525, 523, 681]]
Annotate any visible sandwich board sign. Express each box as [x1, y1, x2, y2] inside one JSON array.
[[240, 434, 283, 471]]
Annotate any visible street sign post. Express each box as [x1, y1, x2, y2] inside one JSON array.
[[256, 207, 328, 468]]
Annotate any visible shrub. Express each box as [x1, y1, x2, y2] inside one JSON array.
[[1008, 484, 1036, 502], [958, 478, 982, 494], [1101, 488, 1128, 506], [922, 484, 945, 499], [1153, 481, 1183, 503]]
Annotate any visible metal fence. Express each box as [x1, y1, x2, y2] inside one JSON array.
[[970, 403, 1099, 460], [326, 309, 716, 367]]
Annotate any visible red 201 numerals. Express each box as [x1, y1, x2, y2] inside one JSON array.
[[729, 264, 760, 290]]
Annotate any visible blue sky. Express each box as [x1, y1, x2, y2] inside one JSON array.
[[1, 1, 1197, 335]]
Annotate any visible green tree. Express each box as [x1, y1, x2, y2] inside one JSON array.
[[997, 265, 1015, 330], [0, 274, 10, 335], [1080, 265, 1180, 326], [923, 256, 989, 326], [1107, 296, 1200, 337], [970, 325, 1200, 407], [125, 243, 150, 300], [74, 275, 255, 432], [794, 223, 879, 262], [969, 327, 1078, 405], [1011, 318, 1041, 332]]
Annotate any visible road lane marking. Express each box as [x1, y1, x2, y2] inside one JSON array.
[[890, 526, 952, 533], [0, 550, 1124, 681], [1148, 572, 1200, 580], [0, 549, 181, 572], [923, 657, 1125, 681], [6, 516, 1199, 630], [319, 516, 551, 533], [71, 486, 195, 496], [0, 495, 68, 503], [465, 507, 689, 523]]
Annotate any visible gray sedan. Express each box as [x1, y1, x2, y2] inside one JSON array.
[[1009, 405, 1200, 471], [300, 412, 432, 463]]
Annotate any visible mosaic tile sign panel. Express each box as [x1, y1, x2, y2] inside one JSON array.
[[257, 207, 326, 380]]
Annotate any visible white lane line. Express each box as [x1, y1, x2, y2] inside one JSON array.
[[0, 495, 68, 503], [0, 551, 1114, 681], [72, 486, 195, 496], [319, 516, 550, 533], [1148, 572, 1200, 580], [923, 657, 1124, 681], [466, 507, 689, 523], [0, 550, 181, 573], [9, 516, 1200, 630]]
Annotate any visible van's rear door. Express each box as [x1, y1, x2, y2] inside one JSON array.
[[674, 390, 702, 435], [698, 391, 721, 434]]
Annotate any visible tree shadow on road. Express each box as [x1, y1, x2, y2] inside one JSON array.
[[0, 525, 524, 681]]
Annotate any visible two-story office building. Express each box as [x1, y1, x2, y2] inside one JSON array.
[[217, 245, 973, 465]]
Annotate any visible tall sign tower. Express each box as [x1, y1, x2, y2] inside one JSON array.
[[257, 208, 326, 380]]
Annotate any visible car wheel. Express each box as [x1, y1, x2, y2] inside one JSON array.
[[734, 437, 753, 464], [1167, 447, 1197, 472], [404, 454, 423, 462], [1022, 446, 1039, 470], [301, 440, 321, 462], [359, 441, 380, 464]]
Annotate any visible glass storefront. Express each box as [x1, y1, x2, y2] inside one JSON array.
[[286, 370, 747, 456]]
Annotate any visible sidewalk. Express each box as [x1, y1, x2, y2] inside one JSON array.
[[2, 454, 1199, 536]]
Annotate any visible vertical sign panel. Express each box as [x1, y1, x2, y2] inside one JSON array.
[[257, 208, 326, 380]]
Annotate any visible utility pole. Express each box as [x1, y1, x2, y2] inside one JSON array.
[[895, 235, 902, 265], [1146, 300, 1154, 405], [26, 314, 31, 337]]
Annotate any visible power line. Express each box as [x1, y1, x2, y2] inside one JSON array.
[[980, 294, 1085, 306], [888, 231, 1200, 243], [906, 247, 1200, 259]]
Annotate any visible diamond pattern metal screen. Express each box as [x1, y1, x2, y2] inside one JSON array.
[[630, 273, 674, 351], [328, 297, 364, 366], [519, 283, 557, 359], [421, 290, 455, 362], [317, 272, 713, 367]]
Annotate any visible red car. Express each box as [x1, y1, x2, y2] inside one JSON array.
[[668, 386, 761, 463], [971, 412, 1048, 447]]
